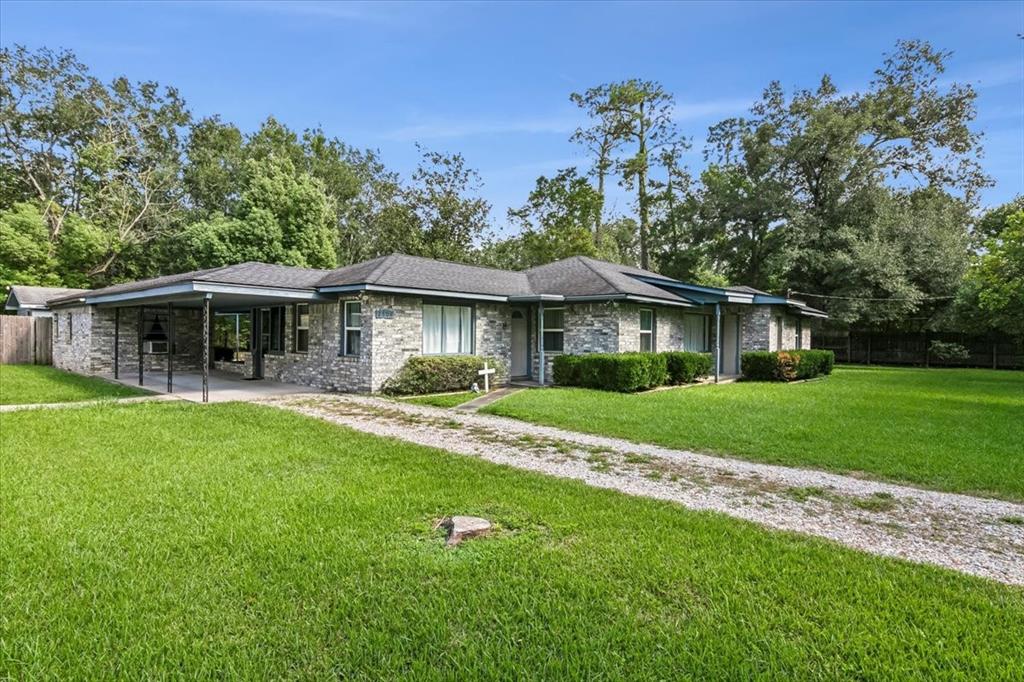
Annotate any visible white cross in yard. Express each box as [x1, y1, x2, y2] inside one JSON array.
[[477, 361, 496, 392]]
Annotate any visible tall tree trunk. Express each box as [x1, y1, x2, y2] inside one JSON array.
[[637, 101, 649, 270]]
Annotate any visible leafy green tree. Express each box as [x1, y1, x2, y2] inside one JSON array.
[[958, 210, 1024, 336], [405, 146, 491, 262], [0, 203, 58, 287], [183, 116, 246, 216]]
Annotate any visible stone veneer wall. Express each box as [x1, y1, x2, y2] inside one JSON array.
[[258, 294, 513, 393], [52, 305, 203, 376], [740, 305, 812, 352]]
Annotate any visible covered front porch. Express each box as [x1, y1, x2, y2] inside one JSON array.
[[102, 369, 319, 403]]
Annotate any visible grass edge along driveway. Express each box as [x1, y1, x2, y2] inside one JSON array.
[[482, 366, 1024, 501], [0, 365, 148, 405], [2, 401, 1022, 679]]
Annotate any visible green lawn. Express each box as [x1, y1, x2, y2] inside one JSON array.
[[0, 365, 147, 405], [401, 391, 478, 408], [483, 366, 1024, 500], [2, 402, 1022, 678]]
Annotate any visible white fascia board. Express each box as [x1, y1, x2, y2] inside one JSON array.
[[507, 294, 565, 302], [624, 295, 696, 308], [319, 284, 509, 302], [87, 281, 323, 306]]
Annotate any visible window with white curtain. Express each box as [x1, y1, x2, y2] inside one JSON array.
[[342, 301, 361, 356], [683, 314, 709, 352], [422, 304, 473, 354]]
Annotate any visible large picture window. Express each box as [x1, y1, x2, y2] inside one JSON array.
[[683, 314, 709, 352], [293, 304, 309, 353], [639, 308, 655, 352], [542, 307, 564, 352], [422, 304, 473, 354], [342, 301, 361, 356]]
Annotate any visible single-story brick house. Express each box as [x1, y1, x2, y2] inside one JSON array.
[[46, 254, 825, 400]]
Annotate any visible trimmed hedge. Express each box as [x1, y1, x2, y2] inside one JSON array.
[[662, 352, 714, 384], [740, 349, 835, 382], [382, 355, 503, 395], [553, 351, 711, 392]]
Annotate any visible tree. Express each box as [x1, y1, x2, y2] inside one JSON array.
[[958, 209, 1024, 336], [705, 40, 985, 325], [0, 202, 58, 287], [570, 84, 626, 235], [182, 116, 245, 216], [405, 146, 491, 262], [571, 79, 681, 269], [505, 168, 606, 267]]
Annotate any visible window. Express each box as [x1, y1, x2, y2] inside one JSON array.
[[422, 304, 473, 354], [683, 314, 709, 352], [269, 307, 286, 352], [143, 311, 169, 354], [342, 301, 361, 356], [67, 313, 72, 343], [795, 319, 803, 350], [541, 307, 564, 352], [775, 316, 784, 351], [293, 304, 309, 353], [639, 308, 655, 352]]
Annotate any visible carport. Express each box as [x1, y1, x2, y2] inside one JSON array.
[[77, 263, 329, 402]]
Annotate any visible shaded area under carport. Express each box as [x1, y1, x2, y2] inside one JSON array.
[[102, 370, 320, 404]]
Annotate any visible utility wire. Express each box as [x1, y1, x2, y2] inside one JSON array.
[[789, 290, 956, 302]]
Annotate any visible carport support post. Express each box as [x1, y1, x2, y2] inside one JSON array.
[[113, 308, 120, 379], [537, 302, 545, 386], [137, 306, 144, 386], [167, 302, 174, 394], [202, 295, 211, 403], [714, 303, 721, 384]]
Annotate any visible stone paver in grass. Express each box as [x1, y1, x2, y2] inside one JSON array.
[[265, 393, 1024, 586]]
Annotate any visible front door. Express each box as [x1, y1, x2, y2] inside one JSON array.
[[722, 314, 739, 375], [510, 309, 528, 377]]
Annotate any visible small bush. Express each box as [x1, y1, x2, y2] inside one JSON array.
[[928, 340, 970, 362], [553, 352, 666, 392], [741, 349, 834, 382], [382, 355, 503, 395], [662, 351, 713, 384]]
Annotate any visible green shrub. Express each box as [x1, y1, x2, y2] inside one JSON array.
[[382, 355, 503, 395], [928, 340, 970, 362], [553, 352, 666, 392], [662, 351, 713, 384], [740, 349, 835, 382]]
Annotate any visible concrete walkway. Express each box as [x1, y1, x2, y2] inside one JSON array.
[[454, 387, 522, 412], [264, 394, 1024, 586]]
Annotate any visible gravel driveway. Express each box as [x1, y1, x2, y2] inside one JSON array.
[[264, 394, 1024, 586]]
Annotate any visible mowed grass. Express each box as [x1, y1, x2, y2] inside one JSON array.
[[401, 391, 478, 408], [483, 366, 1024, 500], [0, 365, 147, 405], [2, 403, 1022, 679]]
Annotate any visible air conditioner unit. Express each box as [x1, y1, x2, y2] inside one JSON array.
[[144, 340, 168, 354]]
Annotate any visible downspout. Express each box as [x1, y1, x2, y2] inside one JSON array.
[[538, 302, 545, 386], [714, 303, 721, 384]]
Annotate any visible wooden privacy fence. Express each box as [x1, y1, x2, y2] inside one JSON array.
[[813, 330, 1022, 370], [0, 316, 53, 365]]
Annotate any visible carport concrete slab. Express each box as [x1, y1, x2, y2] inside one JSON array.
[[101, 370, 321, 403]]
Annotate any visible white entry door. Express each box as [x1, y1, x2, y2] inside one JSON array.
[[510, 309, 528, 377], [722, 314, 739, 375]]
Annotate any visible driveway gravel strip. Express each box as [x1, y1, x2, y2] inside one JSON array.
[[263, 394, 1024, 586]]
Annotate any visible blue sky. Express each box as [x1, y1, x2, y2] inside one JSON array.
[[2, 0, 1021, 233]]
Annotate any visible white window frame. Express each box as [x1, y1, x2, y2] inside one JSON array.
[[541, 307, 565, 353], [294, 303, 310, 353], [421, 304, 474, 355], [639, 308, 655, 352], [342, 301, 361, 357]]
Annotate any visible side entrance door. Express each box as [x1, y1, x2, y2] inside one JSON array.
[[510, 309, 528, 377], [250, 307, 264, 380], [721, 314, 740, 375]]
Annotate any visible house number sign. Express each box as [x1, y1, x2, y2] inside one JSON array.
[[374, 308, 395, 320]]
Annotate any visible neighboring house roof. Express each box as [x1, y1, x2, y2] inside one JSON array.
[[5, 285, 89, 311], [43, 253, 826, 318]]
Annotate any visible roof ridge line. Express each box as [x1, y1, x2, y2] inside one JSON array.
[[574, 255, 620, 291], [367, 254, 401, 283]]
